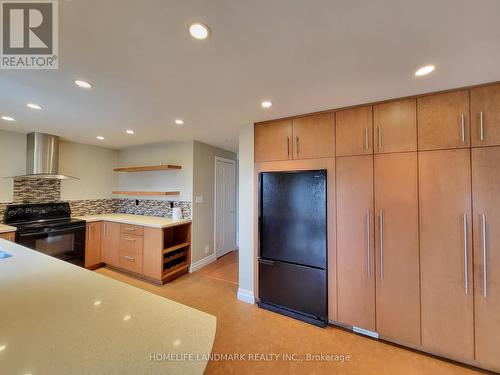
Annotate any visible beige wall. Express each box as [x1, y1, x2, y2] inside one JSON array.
[[0, 130, 26, 203], [237, 124, 255, 302], [59, 141, 119, 200], [117, 141, 194, 201], [192, 141, 236, 263]]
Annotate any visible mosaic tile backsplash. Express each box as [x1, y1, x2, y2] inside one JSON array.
[[0, 178, 191, 223]]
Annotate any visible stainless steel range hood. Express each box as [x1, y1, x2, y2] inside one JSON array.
[[10, 132, 79, 180]]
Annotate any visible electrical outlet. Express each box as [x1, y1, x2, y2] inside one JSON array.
[[204, 245, 210, 254]]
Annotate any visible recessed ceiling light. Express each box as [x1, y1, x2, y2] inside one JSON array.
[[74, 80, 93, 89], [123, 314, 132, 321], [96, 136, 104, 140], [126, 130, 135, 134], [1, 115, 15, 121], [415, 65, 435, 77], [93, 300, 102, 306], [261, 101, 272, 108], [26, 103, 42, 110], [0, 344, 6, 352], [175, 119, 184, 125], [189, 22, 210, 40]]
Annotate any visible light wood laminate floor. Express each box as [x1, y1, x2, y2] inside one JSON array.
[[96, 251, 483, 375]]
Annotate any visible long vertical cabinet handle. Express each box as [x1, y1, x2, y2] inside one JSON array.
[[379, 209, 383, 279], [364, 128, 369, 150], [482, 213, 487, 298], [460, 113, 466, 143], [463, 213, 468, 294], [479, 112, 485, 142], [88, 225, 91, 241], [377, 127, 382, 150], [366, 208, 371, 278], [296, 137, 299, 157], [104, 222, 107, 238], [286, 137, 290, 159]]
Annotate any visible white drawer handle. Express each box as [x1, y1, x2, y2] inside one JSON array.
[[124, 256, 136, 261]]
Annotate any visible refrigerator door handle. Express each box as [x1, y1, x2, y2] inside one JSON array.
[[258, 258, 275, 266]]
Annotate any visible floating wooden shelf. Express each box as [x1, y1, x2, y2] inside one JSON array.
[[113, 164, 182, 172], [163, 242, 190, 255], [112, 191, 180, 196]]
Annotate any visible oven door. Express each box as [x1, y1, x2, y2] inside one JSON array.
[[17, 225, 86, 265]]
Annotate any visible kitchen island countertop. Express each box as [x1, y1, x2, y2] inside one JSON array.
[[0, 239, 216, 375], [75, 213, 191, 228]]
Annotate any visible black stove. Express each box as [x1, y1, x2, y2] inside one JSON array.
[[5, 202, 86, 266]]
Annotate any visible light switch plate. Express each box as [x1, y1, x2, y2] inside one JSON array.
[[195, 196, 204, 203]]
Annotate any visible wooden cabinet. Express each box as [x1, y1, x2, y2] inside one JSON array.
[[292, 113, 334, 159], [101, 221, 120, 267], [374, 152, 420, 345], [472, 147, 500, 369], [85, 222, 102, 268], [373, 99, 417, 154], [335, 106, 373, 156], [0, 232, 16, 242], [255, 114, 334, 162], [255, 120, 292, 162], [418, 149, 474, 360], [417, 90, 470, 150], [336, 155, 375, 330], [119, 233, 144, 274], [471, 83, 500, 147]]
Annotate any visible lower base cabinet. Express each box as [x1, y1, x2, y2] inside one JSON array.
[[101, 221, 120, 267], [85, 222, 102, 268], [418, 149, 474, 361], [0, 232, 16, 242]]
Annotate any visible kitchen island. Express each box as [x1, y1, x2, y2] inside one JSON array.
[[0, 239, 216, 375]]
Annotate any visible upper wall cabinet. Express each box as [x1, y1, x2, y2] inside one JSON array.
[[417, 90, 470, 150], [373, 99, 417, 154], [292, 113, 335, 159], [471, 83, 500, 147], [336, 106, 373, 156], [255, 120, 293, 162]]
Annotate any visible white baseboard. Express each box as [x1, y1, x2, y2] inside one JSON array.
[[237, 288, 255, 304], [189, 253, 216, 273]]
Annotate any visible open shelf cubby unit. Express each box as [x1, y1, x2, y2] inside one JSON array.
[[162, 223, 191, 282]]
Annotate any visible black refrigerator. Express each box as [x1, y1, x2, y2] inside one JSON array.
[[258, 170, 328, 327]]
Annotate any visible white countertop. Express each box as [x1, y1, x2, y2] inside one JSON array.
[[0, 240, 216, 375], [0, 224, 16, 234], [75, 213, 192, 228]]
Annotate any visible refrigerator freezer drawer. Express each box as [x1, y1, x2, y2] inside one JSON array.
[[258, 259, 327, 324]]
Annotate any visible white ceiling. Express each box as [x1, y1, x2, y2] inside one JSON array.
[[1, 0, 499, 152]]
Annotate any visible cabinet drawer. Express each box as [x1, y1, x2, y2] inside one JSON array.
[[119, 233, 143, 274], [120, 224, 144, 236]]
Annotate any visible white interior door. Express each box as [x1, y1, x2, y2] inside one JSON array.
[[215, 157, 236, 258]]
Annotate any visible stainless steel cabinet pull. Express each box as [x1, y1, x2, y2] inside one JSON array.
[[103, 223, 107, 237], [377, 126, 382, 150], [88, 226, 91, 241], [125, 237, 136, 242], [366, 208, 371, 278], [463, 213, 468, 294], [379, 209, 383, 279], [286, 137, 290, 158], [480, 112, 484, 141], [364, 128, 369, 150], [296, 137, 299, 157], [124, 255, 135, 261], [460, 113, 465, 143], [125, 227, 136, 232], [482, 213, 487, 298]]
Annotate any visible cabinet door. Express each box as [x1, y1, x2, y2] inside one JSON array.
[[419, 149, 474, 360], [292, 113, 334, 159], [471, 84, 500, 147], [254, 120, 292, 162], [417, 90, 470, 150], [374, 152, 420, 345], [0, 232, 15, 241], [85, 222, 102, 268], [373, 99, 417, 153], [335, 106, 373, 156], [101, 221, 120, 267], [472, 147, 500, 369], [336, 155, 375, 330]]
